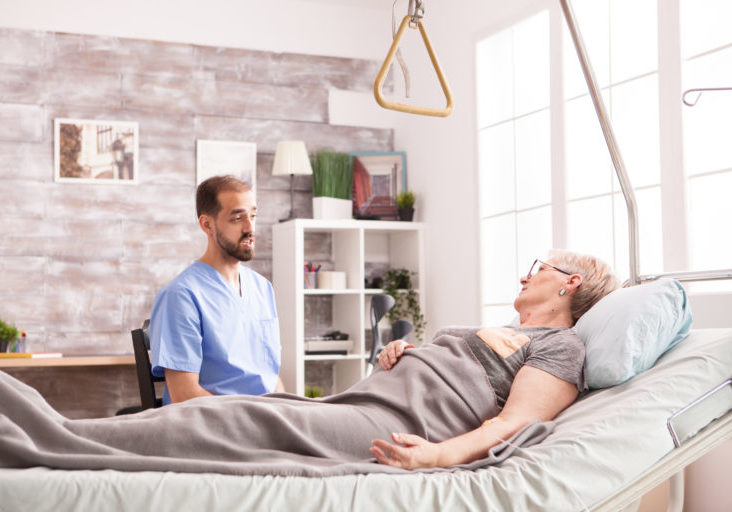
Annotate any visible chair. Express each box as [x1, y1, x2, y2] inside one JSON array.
[[367, 294, 395, 373], [131, 319, 164, 410], [366, 295, 414, 375]]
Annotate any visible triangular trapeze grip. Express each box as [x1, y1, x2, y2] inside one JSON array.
[[374, 15, 454, 117]]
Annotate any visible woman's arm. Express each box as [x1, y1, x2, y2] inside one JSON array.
[[370, 365, 578, 469]]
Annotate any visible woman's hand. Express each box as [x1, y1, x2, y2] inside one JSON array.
[[370, 433, 442, 469], [378, 340, 415, 370]]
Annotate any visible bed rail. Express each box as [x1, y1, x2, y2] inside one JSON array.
[[667, 379, 732, 448]]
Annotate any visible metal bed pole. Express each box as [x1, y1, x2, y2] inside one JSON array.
[[558, 0, 640, 286]]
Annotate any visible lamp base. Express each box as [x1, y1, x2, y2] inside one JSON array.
[[279, 174, 297, 222]]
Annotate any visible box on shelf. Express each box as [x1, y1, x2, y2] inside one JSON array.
[[317, 271, 347, 289]]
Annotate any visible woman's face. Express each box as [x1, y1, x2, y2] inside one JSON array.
[[513, 259, 568, 313]]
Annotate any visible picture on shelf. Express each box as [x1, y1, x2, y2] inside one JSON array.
[[350, 151, 407, 220], [54, 118, 139, 184], [196, 140, 257, 191]]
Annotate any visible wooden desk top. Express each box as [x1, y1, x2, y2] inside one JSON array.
[[0, 355, 136, 368]]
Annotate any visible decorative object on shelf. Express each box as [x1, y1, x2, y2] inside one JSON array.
[[317, 271, 347, 290], [365, 276, 384, 289], [311, 150, 352, 219], [54, 118, 139, 184], [396, 190, 415, 221], [382, 268, 426, 342], [350, 152, 406, 220], [272, 141, 312, 222], [197, 139, 257, 189], [303, 261, 321, 289]]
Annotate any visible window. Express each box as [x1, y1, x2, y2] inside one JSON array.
[[476, 1, 730, 325], [681, 0, 732, 289], [476, 11, 551, 325], [563, 0, 662, 281]]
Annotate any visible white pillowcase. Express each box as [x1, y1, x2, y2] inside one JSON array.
[[574, 278, 693, 389]]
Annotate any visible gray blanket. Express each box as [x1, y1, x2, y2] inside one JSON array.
[[0, 333, 553, 476]]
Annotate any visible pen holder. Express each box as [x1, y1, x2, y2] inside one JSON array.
[[304, 271, 318, 289]]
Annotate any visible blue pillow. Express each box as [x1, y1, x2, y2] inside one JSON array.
[[574, 278, 693, 389]]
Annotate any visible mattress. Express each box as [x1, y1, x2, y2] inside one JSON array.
[[1, 328, 730, 512]]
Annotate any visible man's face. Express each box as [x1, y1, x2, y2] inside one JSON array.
[[211, 189, 257, 262]]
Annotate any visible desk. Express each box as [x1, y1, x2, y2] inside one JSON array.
[[0, 355, 135, 368], [1, 356, 139, 418]]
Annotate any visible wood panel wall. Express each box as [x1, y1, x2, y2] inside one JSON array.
[[0, 27, 393, 417]]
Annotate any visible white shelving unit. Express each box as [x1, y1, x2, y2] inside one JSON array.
[[272, 219, 425, 395]]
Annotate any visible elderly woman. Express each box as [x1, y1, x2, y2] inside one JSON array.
[[0, 251, 618, 475], [370, 250, 618, 469]]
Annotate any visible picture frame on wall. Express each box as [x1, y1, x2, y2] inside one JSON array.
[[54, 118, 139, 184], [349, 151, 407, 220], [196, 140, 257, 191]]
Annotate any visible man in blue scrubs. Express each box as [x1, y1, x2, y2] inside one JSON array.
[[149, 175, 284, 404]]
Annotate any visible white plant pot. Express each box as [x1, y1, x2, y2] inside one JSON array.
[[312, 197, 352, 220]]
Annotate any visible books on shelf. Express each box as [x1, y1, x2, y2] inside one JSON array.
[[304, 340, 352, 355], [0, 352, 63, 359]]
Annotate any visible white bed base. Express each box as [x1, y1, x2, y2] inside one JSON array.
[[592, 407, 732, 512]]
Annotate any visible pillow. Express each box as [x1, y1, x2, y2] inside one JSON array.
[[574, 278, 693, 389]]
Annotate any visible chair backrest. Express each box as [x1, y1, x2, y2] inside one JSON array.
[[368, 294, 396, 368], [131, 319, 164, 409]]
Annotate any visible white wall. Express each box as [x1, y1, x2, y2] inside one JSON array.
[[0, 0, 386, 60]]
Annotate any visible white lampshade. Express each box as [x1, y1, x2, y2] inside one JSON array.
[[271, 141, 313, 176]]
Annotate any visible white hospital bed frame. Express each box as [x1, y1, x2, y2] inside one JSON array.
[[558, 0, 732, 510]]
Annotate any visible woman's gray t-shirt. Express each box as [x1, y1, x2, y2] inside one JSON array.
[[433, 326, 587, 409]]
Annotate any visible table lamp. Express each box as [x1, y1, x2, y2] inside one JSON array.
[[271, 141, 313, 222]]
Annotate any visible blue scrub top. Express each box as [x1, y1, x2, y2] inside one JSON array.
[[149, 261, 281, 405]]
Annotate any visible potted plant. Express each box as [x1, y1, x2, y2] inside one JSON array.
[[311, 150, 353, 220], [0, 318, 18, 353], [396, 190, 416, 221], [382, 268, 425, 342]]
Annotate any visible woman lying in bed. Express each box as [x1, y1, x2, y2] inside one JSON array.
[[370, 251, 618, 469], [0, 251, 618, 475]]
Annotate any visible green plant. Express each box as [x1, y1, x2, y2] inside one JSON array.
[[304, 386, 324, 398], [382, 268, 426, 342], [0, 318, 18, 343], [396, 190, 415, 209], [311, 150, 353, 199]]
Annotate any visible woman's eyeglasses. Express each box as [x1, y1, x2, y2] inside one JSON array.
[[527, 259, 572, 279]]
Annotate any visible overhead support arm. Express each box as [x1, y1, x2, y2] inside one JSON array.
[[559, 0, 640, 286]]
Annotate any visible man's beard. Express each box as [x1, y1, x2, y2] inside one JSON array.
[[216, 230, 254, 262]]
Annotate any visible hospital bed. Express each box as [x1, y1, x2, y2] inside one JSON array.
[[0, 327, 730, 511]]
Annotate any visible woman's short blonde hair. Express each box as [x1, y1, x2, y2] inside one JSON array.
[[549, 250, 620, 323]]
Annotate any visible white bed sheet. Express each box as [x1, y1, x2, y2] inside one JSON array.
[[1, 328, 730, 512]]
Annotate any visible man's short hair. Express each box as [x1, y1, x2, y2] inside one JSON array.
[[196, 175, 252, 219]]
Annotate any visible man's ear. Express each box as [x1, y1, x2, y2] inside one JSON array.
[[198, 214, 214, 235]]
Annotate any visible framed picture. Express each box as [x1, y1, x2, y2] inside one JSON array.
[[196, 140, 257, 191], [350, 151, 407, 220], [54, 118, 139, 184]]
